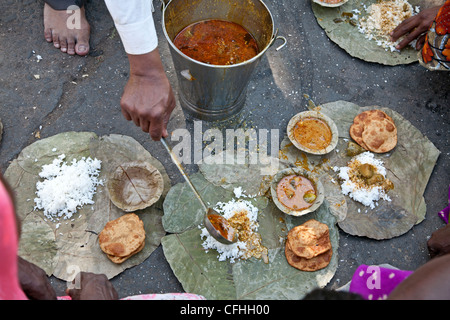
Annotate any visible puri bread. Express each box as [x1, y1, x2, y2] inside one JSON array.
[[354, 109, 393, 125], [362, 117, 397, 153], [106, 241, 145, 264], [285, 242, 332, 272], [350, 109, 397, 153], [284, 219, 332, 271], [286, 219, 331, 259], [350, 122, 368, 150], [99, 213, 145, 259], [350, 109, 392, 150]]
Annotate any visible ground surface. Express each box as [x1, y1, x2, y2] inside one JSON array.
[[0, 0, 448, 298]]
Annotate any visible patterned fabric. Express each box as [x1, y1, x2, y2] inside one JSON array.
[[349, 265, 413, 300], [419, 0, 450, 70]]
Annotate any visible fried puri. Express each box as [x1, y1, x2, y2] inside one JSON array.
[[350, 109, 397, 153], [285, 219, 332, 271], [99, 213, 145, 264]]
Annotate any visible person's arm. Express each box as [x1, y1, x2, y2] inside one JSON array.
[[17, 257, 57, 300], [66, 272, 118, 300], [104, 0, 175, 140], [104, 0, 158, 55], [390, 5, 441, 50], [428, 223, 450, 258], [388, 254, 450, 300], [122, 50, 176, 140]]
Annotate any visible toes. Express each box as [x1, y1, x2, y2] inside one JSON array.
[[75, 34, 90, 56], [44, 28, 53, 43], [75, 43, 89, 56], [59, 36, 68, 53], [67, 39, 76, 55], [52, 32, 60, 48]]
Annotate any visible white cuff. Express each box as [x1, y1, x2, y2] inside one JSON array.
[[114, 14, 158, 55], [105, 0, 158, 55]]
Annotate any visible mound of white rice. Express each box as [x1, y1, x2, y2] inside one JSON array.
[[34, 154, 102, 221], [334, 152, 391, 209], [200, 188, 260, 263]]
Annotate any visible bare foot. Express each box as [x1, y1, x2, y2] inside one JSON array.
[[43, 3, 90, 56]]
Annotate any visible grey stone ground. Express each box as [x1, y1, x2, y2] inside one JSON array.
[[0, 0, 448, 298]]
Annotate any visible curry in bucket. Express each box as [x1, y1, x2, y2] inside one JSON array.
[[173, 19, 259, 65], [276, 174, 317, 211], [293, 117, 333, 151]]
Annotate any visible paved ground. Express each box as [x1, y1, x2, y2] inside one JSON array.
[[0, 0, 448, 298]]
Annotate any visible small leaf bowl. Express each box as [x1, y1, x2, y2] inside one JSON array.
[[287, 110, 339, 155], [270, 167, 325, 216], [107, 161, 164, 212]]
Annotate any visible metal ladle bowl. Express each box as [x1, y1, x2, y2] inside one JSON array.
[[161, 137, 237, 245]]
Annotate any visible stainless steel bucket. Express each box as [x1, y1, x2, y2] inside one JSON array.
[[161, 0, 286, 121]]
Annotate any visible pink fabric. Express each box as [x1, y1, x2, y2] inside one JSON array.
[[0, 180, 27, 300], [349, 265, 412, 300], [58, 293, 206, 300]]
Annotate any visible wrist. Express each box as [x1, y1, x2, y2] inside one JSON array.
[[128, 49, 165, 78]]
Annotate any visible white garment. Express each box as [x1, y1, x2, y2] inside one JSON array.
[[104, 0, 158, 55]]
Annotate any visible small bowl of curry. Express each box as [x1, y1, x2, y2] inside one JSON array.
[[270, 167, 325, 216], [287, 110, 338, 155]]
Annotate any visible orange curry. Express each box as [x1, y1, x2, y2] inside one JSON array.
[[293, 117, 332, 151], [173, 19, 259, 65]]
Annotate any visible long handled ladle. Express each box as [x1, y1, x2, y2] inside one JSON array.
[[160, 137, 237, 245]]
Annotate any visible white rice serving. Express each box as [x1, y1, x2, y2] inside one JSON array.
[[200, 188, 261, 263], [34, 154, 102, 221], [335, 152, 391, 209]]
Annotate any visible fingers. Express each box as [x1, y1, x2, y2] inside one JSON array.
[[121, 107, 132, 121], [390, 16, 418, 42], [121, 103, 168, 140], [120, 70, 176, 140], [122, 105, 145, 132], [66, 272, 118, 300], [394, 27, 425, 50], [390, 6, 441, 50], [148, 95, 176, 140], [121, 94, 175, 141], [160, 98, 175, 139], [149, 110, 165, 141], [161, 114, 171, 138], [65, 287, 81, 300], [18, 257, 57, 300]]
